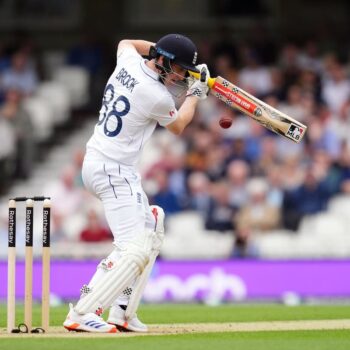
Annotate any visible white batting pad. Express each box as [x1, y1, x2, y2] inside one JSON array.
[[75, 229, 155, 315], [125, 206, 165, 319], [151, 205, 165, 254], [125, 251, 157, 320]]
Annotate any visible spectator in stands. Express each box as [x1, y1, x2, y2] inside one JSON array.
[[205, 144, 227, 181], [298, 69, 322, 104], [278, 85, 307, 123], [312, 150, 342, 196], [45, 166, 85, 240], [321, 62, 350, 117], [297, 40, 323, 73], [241, 121, 266, 166], [265, 165, 284, 208], [225, 137, 251, 165], [282, 166, 332, 231], [205, 180, 234, 232], [226, 159, 250, 209], [253, 136, 278, 175], [151, 169, 182, 215], [166, 151, 188, 209], [187, 171, 211, 218], [145, 143, 188, 210], [0, 89, 35, 179], [0, 99, 16, 193], [275, 127, 304, 161], [279, 155, 305, 190], [267, 67, 285, 100], [80, 209, 113, 242], [331, 97, 350, 142], [336, 143, 350, 194], [238, 47, 273, 97], [186, 126, 213, 172], [307, 108, 341, 159], [0, 50, 38, 96], [235, 177, 280, 233]]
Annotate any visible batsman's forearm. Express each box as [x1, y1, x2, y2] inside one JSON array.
[[167, 96, 198, 135]]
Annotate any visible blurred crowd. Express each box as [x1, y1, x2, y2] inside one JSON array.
[[1, 29, 350, 258], [0, 34, 106, 193], [0, 39, 38, 188], [143, 30, 350, 257]]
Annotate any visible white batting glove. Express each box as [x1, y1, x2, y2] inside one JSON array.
[[186, 64, 210, 100]]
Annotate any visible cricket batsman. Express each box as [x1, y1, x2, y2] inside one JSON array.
[[63, 34, 210, 333]]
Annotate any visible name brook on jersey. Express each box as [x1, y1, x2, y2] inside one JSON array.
[[116, 68, 139, 93]]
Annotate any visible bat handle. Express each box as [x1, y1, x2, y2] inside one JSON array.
[[200, 67, 207, 82], [188, 70, 216, 89]]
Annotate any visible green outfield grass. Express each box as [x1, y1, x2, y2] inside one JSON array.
[[2, 303, 350, 325], [1, 330, 350, 350], [1, 304, 350, 350]]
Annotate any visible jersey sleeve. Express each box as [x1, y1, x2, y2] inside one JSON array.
[[149, 96, 178, 127], [116, 47, 141, 65]]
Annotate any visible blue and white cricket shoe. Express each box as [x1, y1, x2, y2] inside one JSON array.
[[63, 303, 117, 333], [107, 305, 148, 332]]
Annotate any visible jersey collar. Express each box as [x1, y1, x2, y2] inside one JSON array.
[[140, 59, 159, 81]]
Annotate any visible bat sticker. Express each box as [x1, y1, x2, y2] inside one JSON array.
[[253, 108, 262, 117], [287, 124, 304, 141]]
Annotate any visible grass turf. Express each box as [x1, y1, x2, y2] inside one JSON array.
[[0, 330, 350, 350], [2, 303, 350, 326], [1, 304, 350, 350]]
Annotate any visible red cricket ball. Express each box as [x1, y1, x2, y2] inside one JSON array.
[[219, 117, 233, 129]]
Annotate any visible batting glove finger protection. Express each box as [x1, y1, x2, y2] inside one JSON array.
[[186, 64, 210, 100]]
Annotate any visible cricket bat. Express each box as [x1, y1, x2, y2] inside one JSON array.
[[190, 72, 307, 143]]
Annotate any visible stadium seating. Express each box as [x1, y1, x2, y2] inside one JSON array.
[[22, 95, 55, 141], [161, 211, 235, 260], [36, 81, 71, 125], [53, 66, 90, 108]]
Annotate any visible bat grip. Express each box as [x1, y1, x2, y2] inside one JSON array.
[[188, 70, 216, 89], [200, 68, 206, 82]]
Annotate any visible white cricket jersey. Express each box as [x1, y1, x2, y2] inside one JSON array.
[[86, 48, 178, 167]]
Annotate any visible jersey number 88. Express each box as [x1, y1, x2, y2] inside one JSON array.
[[97, 84, 130, 137]]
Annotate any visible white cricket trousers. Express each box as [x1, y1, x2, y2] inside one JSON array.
[[82, 156, 156, 249]]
